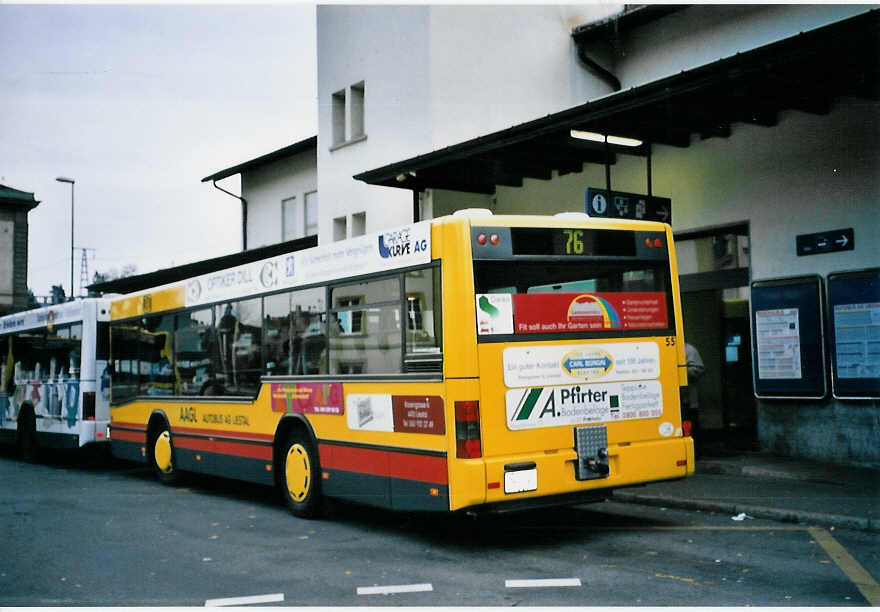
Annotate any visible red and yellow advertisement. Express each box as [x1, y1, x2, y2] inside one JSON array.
[[512, 292, 667, 334], [271, 382, 344, 415]]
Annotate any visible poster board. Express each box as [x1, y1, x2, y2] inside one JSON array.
[[827, 268, 880, 399], [750, 276, 826, 399]]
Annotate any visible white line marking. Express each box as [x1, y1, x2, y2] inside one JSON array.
[[356, 583, 434, 595], [204, 593, 285, 607], [506, 578, 582, 588]]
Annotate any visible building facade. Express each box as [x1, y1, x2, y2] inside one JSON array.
[[0, 185, 39, 315], [202, 137, 318, 251], [313, 5, 879, 466]]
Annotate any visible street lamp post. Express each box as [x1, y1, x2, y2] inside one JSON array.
[[56, 176, 75, 300]]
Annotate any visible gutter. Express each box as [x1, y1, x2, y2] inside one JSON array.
[[210, 179, 248, 251], [574, 42, 621, 92]]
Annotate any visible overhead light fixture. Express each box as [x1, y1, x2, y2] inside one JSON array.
[[570, 130, 642, 147]]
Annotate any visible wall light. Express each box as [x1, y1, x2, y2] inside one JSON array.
[[570, 130, 643, 147]]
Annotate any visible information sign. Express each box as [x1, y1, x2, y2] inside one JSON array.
[[750, 276, 827, 399], [827, 268, 880, 399], [585, 188, 672, 224]]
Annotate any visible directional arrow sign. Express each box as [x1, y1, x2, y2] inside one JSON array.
[[796, 228, 855, 257]]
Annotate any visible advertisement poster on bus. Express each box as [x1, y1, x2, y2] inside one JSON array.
[[186, 222, 431, 308], [505, 380, 663, 430], [476, 292, 667, 336], [503, 342, 660, 388], [270, 382, 344, 415]]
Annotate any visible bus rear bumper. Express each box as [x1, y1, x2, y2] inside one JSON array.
[[453, 436, 694, 512]]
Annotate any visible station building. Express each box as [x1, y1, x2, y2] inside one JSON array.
[[200, 5, 878, 466]]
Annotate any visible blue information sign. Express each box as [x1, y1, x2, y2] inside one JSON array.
[[827, 268, 880, 399], [585, 188, 672, 224], [750, 275, 827, 400]]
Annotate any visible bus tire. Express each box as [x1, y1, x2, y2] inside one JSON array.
[[149, 424, 180, 485], [280, 430, 323, 518], [16, 407, 39, 463]]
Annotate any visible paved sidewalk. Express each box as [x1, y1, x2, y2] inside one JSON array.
[[612, 453, 880, 532]]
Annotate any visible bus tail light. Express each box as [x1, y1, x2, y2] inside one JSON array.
[[682, 420, 692, 437], [83, 392, 95, 420], [455, 400, 482, 459]]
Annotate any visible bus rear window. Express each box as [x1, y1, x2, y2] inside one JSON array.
[[474, 260, 674, 339]]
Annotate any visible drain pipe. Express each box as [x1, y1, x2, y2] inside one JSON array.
[[211, 180, 248, 251], [573, 38, 621, 92]]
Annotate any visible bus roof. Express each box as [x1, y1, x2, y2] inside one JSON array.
[[109, 213, 671, 321], [0, 298, 110, 335]]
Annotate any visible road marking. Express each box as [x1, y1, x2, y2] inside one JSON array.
[[808, 527, 880, 606], [357, 583, 433, 595], [204, 593, 285, 607], [506, 578, 582, 588]]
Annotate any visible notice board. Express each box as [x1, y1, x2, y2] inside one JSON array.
[[751, 276, 826, 399], [827, 268, 880, 399]]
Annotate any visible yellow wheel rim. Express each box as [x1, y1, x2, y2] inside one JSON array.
[[285, 443, 311, 502], [154, 431, 173, 474]]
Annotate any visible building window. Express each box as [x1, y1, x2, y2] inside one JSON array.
[[304, 191, 318, 236], [350, 81, 365, 139], [333, 216, 347, 242], [331, 89, 346, 147], [352, 211, 366, 237], [329, 81, 367, 151], [282, 196, 297, 241]]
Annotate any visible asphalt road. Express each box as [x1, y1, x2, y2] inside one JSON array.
[[1, 446, 877, 607]]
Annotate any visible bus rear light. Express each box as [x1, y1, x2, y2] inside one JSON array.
[[477, 233, 488, 245], [455, 400, 482, 459], [677, 459, 688, 467], [83, 392, 96, 420], [489, 233, 500, 245], [645, 238, 653, 248], [682, 420, 692, 437], [654, 238, 664, 248]]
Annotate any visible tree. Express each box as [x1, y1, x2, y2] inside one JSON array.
[[50, 285, 66, 305]]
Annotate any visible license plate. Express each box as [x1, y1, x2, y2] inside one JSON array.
[[504, 468, 537, 494]]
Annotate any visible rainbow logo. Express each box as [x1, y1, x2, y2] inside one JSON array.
[[567, 294, 621, 328]]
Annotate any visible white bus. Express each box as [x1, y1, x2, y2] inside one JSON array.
[[0, 298, 111, 458]]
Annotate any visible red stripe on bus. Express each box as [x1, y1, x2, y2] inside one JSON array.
[[112, 429, 144, 443], [175, 437, 273, 461], [173, 426, 274, 442], [318, 443, 448, 485], [112, 422, 147, 432]]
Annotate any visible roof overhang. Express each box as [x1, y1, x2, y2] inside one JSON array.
[[202, 135, 318, 183], [0, 185, 40, 212], [355, 10, 879, 195]]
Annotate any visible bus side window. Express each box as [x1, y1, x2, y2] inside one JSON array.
[[175, 308, 215, 396], [330, 275, 401, 375], [137, 314, 175, 397], [213, 298, 262, 396], [405, 267, 442, 369], [263, 287, 327, 377]]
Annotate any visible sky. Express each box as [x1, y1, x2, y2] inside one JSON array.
[[0, 3, 318, 299]]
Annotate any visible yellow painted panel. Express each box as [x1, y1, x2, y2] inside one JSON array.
[[110, 285, 185, 321]]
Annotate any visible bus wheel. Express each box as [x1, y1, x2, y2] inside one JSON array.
[[281, 431, 322, 518], [151, 428, 180, 485], [16, 410, 39, 463]]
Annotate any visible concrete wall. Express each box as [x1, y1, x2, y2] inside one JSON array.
[[317, 5, 432, 242], [0, 207, 31, 314], [242, 147, 317, 249], [316, 5, 620, 242]]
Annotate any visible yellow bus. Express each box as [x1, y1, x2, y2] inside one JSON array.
[[108, 211, 694, 517]]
